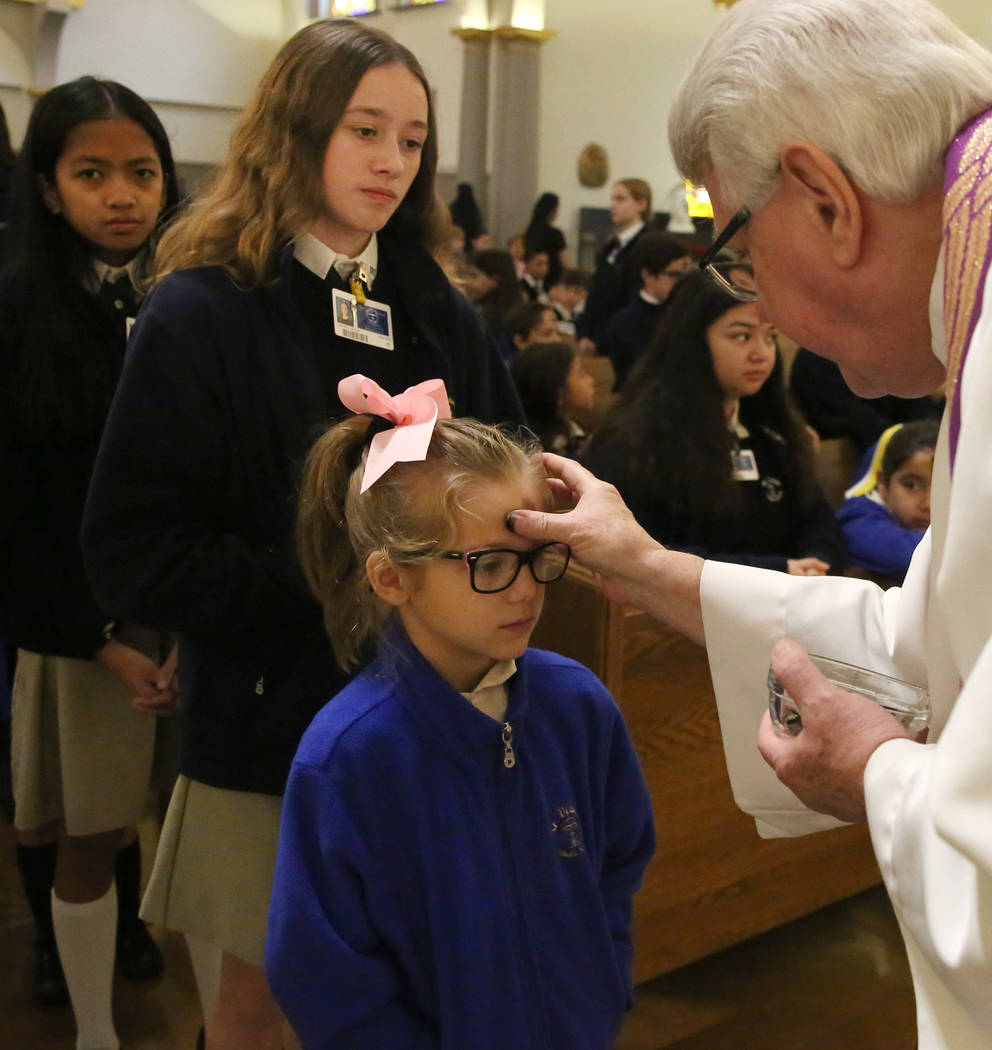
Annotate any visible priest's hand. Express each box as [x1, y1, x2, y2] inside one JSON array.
[[505, 453, 706, 643], [757, 639, 913, 823], [505, 453, 659, 607]]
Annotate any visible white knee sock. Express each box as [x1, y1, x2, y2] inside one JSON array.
[[51, 885, 120, 1050]]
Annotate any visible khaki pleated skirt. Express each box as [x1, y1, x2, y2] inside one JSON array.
[[141, 776, 283, 968], [11, 648, 171, 836]]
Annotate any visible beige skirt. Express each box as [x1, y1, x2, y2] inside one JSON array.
[[11, 649, 171, 836], [141, 776, 283, 968]]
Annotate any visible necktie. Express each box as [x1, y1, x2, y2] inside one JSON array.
[[331, 259, 373, 304], [334, 259, 357, 284]]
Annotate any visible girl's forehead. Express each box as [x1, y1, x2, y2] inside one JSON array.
[[454, 476, 544, 542], [345, 62, 429, 122], [60, 116, 157, 157], [896, 449, 936, 475]]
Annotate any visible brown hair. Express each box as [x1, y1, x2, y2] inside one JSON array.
[[154, 19, 441, 286], [297, 416, 546, 670], [616, 177, 652, 222]]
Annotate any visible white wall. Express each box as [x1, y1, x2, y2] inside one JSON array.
[[539, 0, 721, 244], [0, 0, 469, 167], [0, 0, 287, 161]]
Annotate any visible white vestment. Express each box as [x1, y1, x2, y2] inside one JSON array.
[[701, 252, 992, 1047]]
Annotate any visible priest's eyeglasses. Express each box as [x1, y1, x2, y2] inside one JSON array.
[[698, 207, 758, 302], [437, 542, 571, 594]]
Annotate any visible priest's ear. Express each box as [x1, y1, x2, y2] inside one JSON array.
[[778, 141, 863, 268]]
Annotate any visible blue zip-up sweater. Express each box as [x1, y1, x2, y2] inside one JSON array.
[[266, 637, 655, 1050], [835, 492, 925, 582]]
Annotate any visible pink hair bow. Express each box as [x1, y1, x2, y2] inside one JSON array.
[[337, 374, 452, 492]]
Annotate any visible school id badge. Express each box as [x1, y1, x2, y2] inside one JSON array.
[[731, 448, 760, 481], [332, 287, 394, 350]]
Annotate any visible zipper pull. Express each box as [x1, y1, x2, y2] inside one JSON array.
[[255, 676, 264, 696], [501, 722, 516, 769]]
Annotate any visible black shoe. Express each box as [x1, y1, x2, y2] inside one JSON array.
[[116, 920, 164, 980], [196, 1025, 205, 1050], [34, 942, 69, 1007]]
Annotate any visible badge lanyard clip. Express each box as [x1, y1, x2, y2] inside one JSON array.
[[350, 263, 373, 305]]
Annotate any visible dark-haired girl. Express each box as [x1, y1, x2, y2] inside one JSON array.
[[81, 19, 522, 1050], [583, 270, 846, 575], [523, 190, 568, 288], [510, 341, 596, 457], [0, 75, 181, 1049], [467, 247, 526, 342], [837, 419, 938, 582]]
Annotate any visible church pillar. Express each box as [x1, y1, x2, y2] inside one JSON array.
[[450, 26, 493, 215], [488, 25, 555, 244]]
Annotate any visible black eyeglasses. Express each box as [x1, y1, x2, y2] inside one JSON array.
[[438, 542, 571, 594], [698, 206, 757, 302]]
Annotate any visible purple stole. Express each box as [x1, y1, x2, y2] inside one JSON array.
[[943, 108, 992, 470]]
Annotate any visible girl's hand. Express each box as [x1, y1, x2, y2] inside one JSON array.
[[156, 644, 179, 693], [787, 556, 829, 576], [135, 644, 181, 716], [131, 644, 180, 716], [96, 639, 178, 716]]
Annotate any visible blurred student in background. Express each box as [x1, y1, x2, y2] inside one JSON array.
[[511, 342, 596, 457], [500, 300, 561, 362], [583, 270, 845, 575], [837, 420, 938, 583], [598, 232, 692, 389], [578, 177, 653, 353], [524, 190, 569, 288]]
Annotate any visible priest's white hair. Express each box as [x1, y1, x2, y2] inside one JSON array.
[[669, 0, 992, 210]]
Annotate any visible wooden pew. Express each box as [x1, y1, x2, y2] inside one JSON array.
[[531, 564, 881, 985]]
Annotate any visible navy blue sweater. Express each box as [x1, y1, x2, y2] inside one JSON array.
[[598, 294, 665, 391], [266, 637, 655, 1050], [0, 277, 129, 658], [82, 238, 523, 794]]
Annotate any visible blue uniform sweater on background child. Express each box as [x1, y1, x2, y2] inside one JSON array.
[[266, 631, 655, 1050], [835, 492, 925, 582]]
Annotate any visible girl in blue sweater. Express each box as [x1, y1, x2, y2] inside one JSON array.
[[837, 420, 938, 583], [266, 375, 655, 1050]]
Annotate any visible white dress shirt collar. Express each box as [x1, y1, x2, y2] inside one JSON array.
[[294, 231, 379, 290]]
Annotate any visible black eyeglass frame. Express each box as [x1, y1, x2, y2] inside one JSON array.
[[697, 206, 757, 302], [437, 541, 572, 594]]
